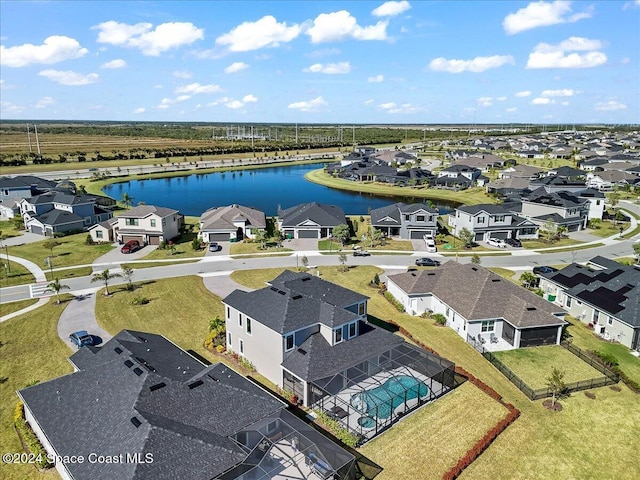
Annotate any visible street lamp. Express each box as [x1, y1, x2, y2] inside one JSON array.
[[0, 235, 9, 273]]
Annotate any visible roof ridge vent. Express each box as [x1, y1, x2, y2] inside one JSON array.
[[526, 306, 537, 311], [149, 382, 166, 392], [131, 417, 142, 428], [188, 380, 204, 390], [491, 278, 501, 282]]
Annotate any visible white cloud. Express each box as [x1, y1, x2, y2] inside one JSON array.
[[1, 35, 88, 67], [306, 10, 388, 43], [378, 102, 396, 110], [477, 97, 494, 107], [368, 74, 384, 83], [506, 107, 518, 112], [242, 94, 258, 103], [378, 102, 421, 114], [429, 55, 515, 73], [527, 37, 607, 69], [226, 100, 244, 109], [39, 69, 99, 86], [364, 99, 375, 105], [515, 90, 532, 97], [288, 96, 327, 112], [304, 62, 351, 74], [173, 70, 192, 79], [497, 96, 507, 101], [595, 100, 627, 111], [531, 97, 554, 105], [541, 88, 577, 97], [224, 62, 249, 74], [93, 21, 203, 56], [175, 83, 221, 95], [35, 97, 55, 109], [503, 1, 592, 35], [0, 101, 25, 114], [133, 107, 146, 114], [216, 15, 301, 52], [372, 1, 412, 17], [100, 59, 126, 69]]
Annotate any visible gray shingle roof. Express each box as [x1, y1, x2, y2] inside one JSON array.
[[388, 263, 566, 328], [19, 330, 285, 480], [457, 203, 511, 216], [200, 204, 266, 231], [370, 202, 437, 226], [33, 209, 84, 226], [278, 202, 346, 228], [119, 205, 179, 219]]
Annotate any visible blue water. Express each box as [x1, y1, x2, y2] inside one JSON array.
[[102, 163, 457, 216], [350, 375, 429, 420]]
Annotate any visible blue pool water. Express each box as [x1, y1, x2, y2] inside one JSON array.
[[350, 375, 429, 420]]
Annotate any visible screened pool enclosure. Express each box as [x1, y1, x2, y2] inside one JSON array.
[[309, 343, 457, 441]]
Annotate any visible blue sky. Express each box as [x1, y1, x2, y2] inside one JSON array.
[[1, 0, 638, 124]]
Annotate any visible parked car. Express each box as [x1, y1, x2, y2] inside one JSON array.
[[121, 239, 141, 254], [415, 257, 441, 267], [533, 266, 559, 275], [353, 249, 371, 256], [505, 238, 522, 247], [208, 242, 221, 252], [69, 330, 94, 348], [487, 238, 507, 248], [425, 239, 437, 253]]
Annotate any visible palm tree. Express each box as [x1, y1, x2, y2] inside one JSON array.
[[91, 269, 121, 296], [121, 264, 134, 291], [44, 278, 70, 304], [121, 192, 134, 210]]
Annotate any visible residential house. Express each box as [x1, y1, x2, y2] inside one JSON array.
[[528, 175, 587, 193], [538, 257, 640, 350], [18, 330, 358, 480], [371, 150, 417, 166], [0, 175, 57, 203], [277, 202, 346, 239], [448, 203, 538, 242], [370, 202, 438, 239], [498, 164, 543, 180], [485, 177, 531, 197], [109, 205, 183, 245], [0, 199, 21, 221], [455, 154, 512, 171], [387, 262, 567, 351], [519, 189, 590, 232], [576, 189, 606, 220], [87, 217, 118, 243], [199, 204, 266, 242], [20, 191, 113, 236], [586, 170, 640, 192], [437, 164, 482, 183], [545, 166, 587, 179], [223, 271, 457, 440], [580, 157, 610, 171]]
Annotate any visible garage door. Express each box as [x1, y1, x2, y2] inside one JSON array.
[[208, 233, 230, 242], [148, 236, 160, 245], [519, 326, 558, 347], [410, 230, 431, 239], [490, 231, 509, 240], [30, 225, 43, 235], [298, 229, 319, 239], [475, 232, 484, 242], [122, 235, 143, 243]]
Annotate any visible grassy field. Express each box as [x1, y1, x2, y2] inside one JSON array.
[[521, 236, 582, 250], [45, 266, 93, 282], [0, 262, 35, 287], [94, 276, 223, 358], [488, 267, 519, 284], [0, 298, 38, 317], [586, 221, 630, 238], [229, 242, 293, 255], [305, 169, 494, 206], [0, 220, 22, 238], [0, 296, 74, 480], [493, 346, 606, 389], [360, 382, 509, 480]]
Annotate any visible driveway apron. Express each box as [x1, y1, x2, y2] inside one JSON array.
[[57, 289, 112, 349]]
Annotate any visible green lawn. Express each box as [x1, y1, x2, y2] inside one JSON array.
[[493, 346, 606, 389], [586, 221, 630, 238], [45, 266, 93, 282], [521, 236, 582, 250], [0, 298, 38, 317], [230, 268, 289, 289], [229, 242, 293, 255], [9, 232, 114, 270], [94, 276, 223, 358], [0, 296, 74, 480], [0, 220, 22, 237], [488, 267, 519, 284], [0, 262, 35, 287], [360, 382, 508, 480]]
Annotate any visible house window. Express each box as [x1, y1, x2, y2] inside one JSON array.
[[150, 219, 156, 227], [227, 332, 232, 345], [404, 215, 410, 221], [607, 317, 613, 326], [334, 328, 343, 344], [593, 311, 599, 323], [162, 219, 166, 226], [358, 303, 365, 316], [446, 307, 450, 317], [481, 320, 495, 332], [125, 218, 139, 226], [494, 215, 505, 222], [246, 318, 252, 335], [349, 322, 357, 338], [238, 314, 243, 327], [477, 217, 486, 224], [566, 297, 572, 307], [239, 339, 244, 355], [96, 230, 103, 239], [226, 307, 230, 319], [285, 334, 294, 351], [416, 215, 425, 222]]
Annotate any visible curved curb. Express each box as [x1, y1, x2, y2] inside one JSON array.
[[0, 297, 50, 323]]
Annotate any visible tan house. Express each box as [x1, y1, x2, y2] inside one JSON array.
[[199, 204, 266, 242], [89, 205, 183, 245]]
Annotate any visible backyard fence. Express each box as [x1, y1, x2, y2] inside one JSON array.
[[477, 341, 620, 401]]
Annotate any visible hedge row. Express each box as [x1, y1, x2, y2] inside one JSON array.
[[14, 402, 53, 469]]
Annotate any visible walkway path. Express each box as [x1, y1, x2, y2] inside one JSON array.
[[201, 271, 253, 298], [0, 253, 49, 323], [56, 287, 112, 347]]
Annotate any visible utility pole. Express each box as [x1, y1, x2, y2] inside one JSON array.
[[34, 124, 41, 156], [27, 124, 32, 152]]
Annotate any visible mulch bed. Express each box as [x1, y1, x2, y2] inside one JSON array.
[[542, 399, 563, 411], [584, 391, 596, 399]]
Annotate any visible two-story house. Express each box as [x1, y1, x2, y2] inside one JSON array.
[[222, 271, 458, 440], [519, 188, 590, 232], [0, 175, 57, 204], [90, 205, 183, 245], [20, 191, 112, 236], [449, 203, 539, 242], [436, 165, 481, 184], [370, 202, 438, 239], [537, 256, 640, 351], [199, 203, 266, 242]]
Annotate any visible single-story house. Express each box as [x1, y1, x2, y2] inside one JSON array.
[[88, 217, 118, 243], [277, 202, 346, 239], [370, 202, 438, 239], [387, 262, 567, 350], [199, 203, 266, 242], [18, 330, 359, 480]]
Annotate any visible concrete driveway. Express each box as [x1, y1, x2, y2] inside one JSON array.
[[92, 243, 158, 269], [2, 231, 46, 247], [57, 289, 112, 348]]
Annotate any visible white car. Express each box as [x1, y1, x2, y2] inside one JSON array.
[[425, 239, 437, 253], [487, 238, 507, 248]]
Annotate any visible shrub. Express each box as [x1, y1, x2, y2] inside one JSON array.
[[384, 291, 405, 312], [238, 356, 256, 372], [85, 234, 94, 245], [433, 313, 447, 326], [131, 295, 150, 305], [312, 410, 360, 447], [215, 345, 225, 354], [14, 402, 53, 468], [373, 273, 380, 286]]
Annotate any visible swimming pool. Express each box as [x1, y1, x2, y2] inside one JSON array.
[[350, 375, 429, 420]]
